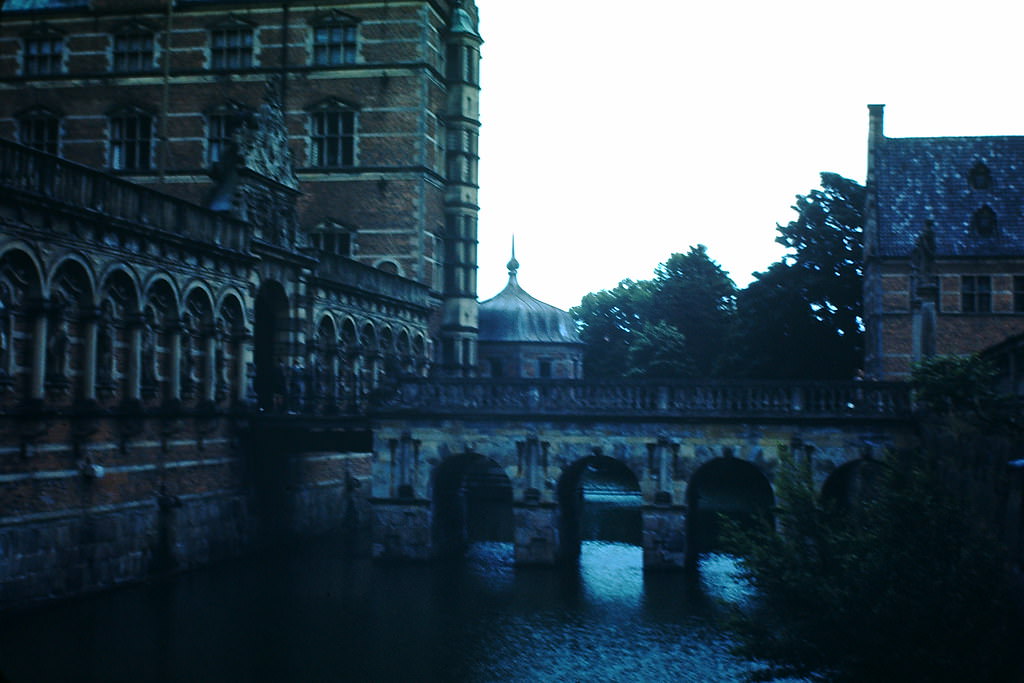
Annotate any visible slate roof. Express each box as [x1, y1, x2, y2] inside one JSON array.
[[2, 0, 88, 11], [875, 134, 1024, 258], [478, 258, 582, 345]]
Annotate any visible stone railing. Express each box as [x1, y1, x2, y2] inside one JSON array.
[[0, 138, 250, 252], [314, 252, 431, 309], [371, 378, 913, 420]]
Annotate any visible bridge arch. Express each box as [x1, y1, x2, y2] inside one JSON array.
[[686, 457, 773, 566], [821, 458, 884, 512], [432, 453, 514, 558], [557, 454, 642, 561]]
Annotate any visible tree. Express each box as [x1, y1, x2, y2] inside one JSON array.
[[571, 279, 657, 379], [654, 245, 737, 375], [725, 358, 1021, 682], [571, 246, 735, 379], [729, 173, 864, 379]]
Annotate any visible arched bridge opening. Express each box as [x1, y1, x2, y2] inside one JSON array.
[[557, 455, 642, 562], [432, 453, 514, 559], [821, 458, 885, 513], [686, 457, 774, 568]]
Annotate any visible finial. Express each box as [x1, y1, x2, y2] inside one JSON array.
[[507, 235, 519, 276]]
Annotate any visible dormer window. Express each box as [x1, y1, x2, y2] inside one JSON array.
[[312, 14, 358, 66], [113, 28, 156, 72], [17, 107, 60, 155], [23, 27, 64, 76], [967, 162, 992, 190], [210, 19, 254, 70], [971, 205, 997, 237]]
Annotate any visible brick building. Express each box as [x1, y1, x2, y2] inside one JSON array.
[[0, 0, 482, 608], [864, 104, 1024, 379], [0, 0, 482, 375]]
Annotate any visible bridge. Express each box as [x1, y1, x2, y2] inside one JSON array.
[[361, 377, 914, 570]]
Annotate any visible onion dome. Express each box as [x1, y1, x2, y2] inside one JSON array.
[[478, 247, 582, 344]]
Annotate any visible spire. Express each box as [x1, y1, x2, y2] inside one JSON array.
[[507, 235, 519, 278]]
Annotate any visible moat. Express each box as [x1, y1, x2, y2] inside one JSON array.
[[0, 537, 788, 683]]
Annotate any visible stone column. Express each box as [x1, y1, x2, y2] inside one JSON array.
[[204, 330, 217, 403], [513, 502, 559, 565], [30, 303, 48, 400], [126, 314, 143, 401], [233, 334, 250, 404], [642, 505, 687, 571], [81, 307, 99, 401], [167, 324, 182, 402]]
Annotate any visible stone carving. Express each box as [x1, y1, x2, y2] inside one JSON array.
[[234, 77, 299, 191]]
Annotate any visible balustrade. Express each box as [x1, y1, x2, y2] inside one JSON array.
[[0, 139, 250, 253], [373, 378, 913, 420]]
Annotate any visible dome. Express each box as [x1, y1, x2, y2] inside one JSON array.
[[478, 252, 582, 345]]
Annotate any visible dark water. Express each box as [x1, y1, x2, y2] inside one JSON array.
[[0, 539, 784, 683]]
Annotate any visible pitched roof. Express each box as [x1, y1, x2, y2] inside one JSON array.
[[874, 135, 1024, 258]]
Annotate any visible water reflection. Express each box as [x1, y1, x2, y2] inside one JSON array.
[[0, 537, 775, 683]]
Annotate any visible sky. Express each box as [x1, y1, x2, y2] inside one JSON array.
[[473, 0, 1024, 311]]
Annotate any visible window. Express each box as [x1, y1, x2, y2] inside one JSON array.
[[211, 26, 253, 69], [110, 111, 153, 171], [1014, 276, 1024, 313], [310, 224, 353, 256], [446, 44, 478, 84], [538, 359, 552, 378], [113, 31, 155, 72], [488, 358, 503, 378], [24, 34, 63, 76], [971, 205, 997, 237], [310, 107, 355, 167], [18, 109, 60, 155], [313, 22, 357, 65], [207, 106, 247, 165], [967, 161, 992, 190], [961, 275, 991, 313]]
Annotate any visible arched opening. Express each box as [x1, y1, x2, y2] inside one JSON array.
[[432, 453, 513, 559], [821, 458, 884, 513], [253, 281, 289, 411], [686, 457, 773, 568], [557, 455, 643, 561]]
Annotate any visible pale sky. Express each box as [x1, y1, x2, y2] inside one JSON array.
[[474, 0, 1024, 311]]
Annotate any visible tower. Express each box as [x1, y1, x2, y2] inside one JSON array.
[[439, 1, 483, 376]]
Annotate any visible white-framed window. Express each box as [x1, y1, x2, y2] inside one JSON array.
[[210, 23, 254, 69], [17, 108, 60, 155], [309, 104, 355, 168], [109, 110, 154, 171], [113, 31, 155, 72], [23, 32, 64, 76], [313, 21, 357, 65]]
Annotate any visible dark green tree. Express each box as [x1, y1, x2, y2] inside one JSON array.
[[571, 279, 657, 378], [730, 173, 865, 379], [571, 246, 735, 378], [726, 357, 1021, 682], [654, 245, 737, 375]]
